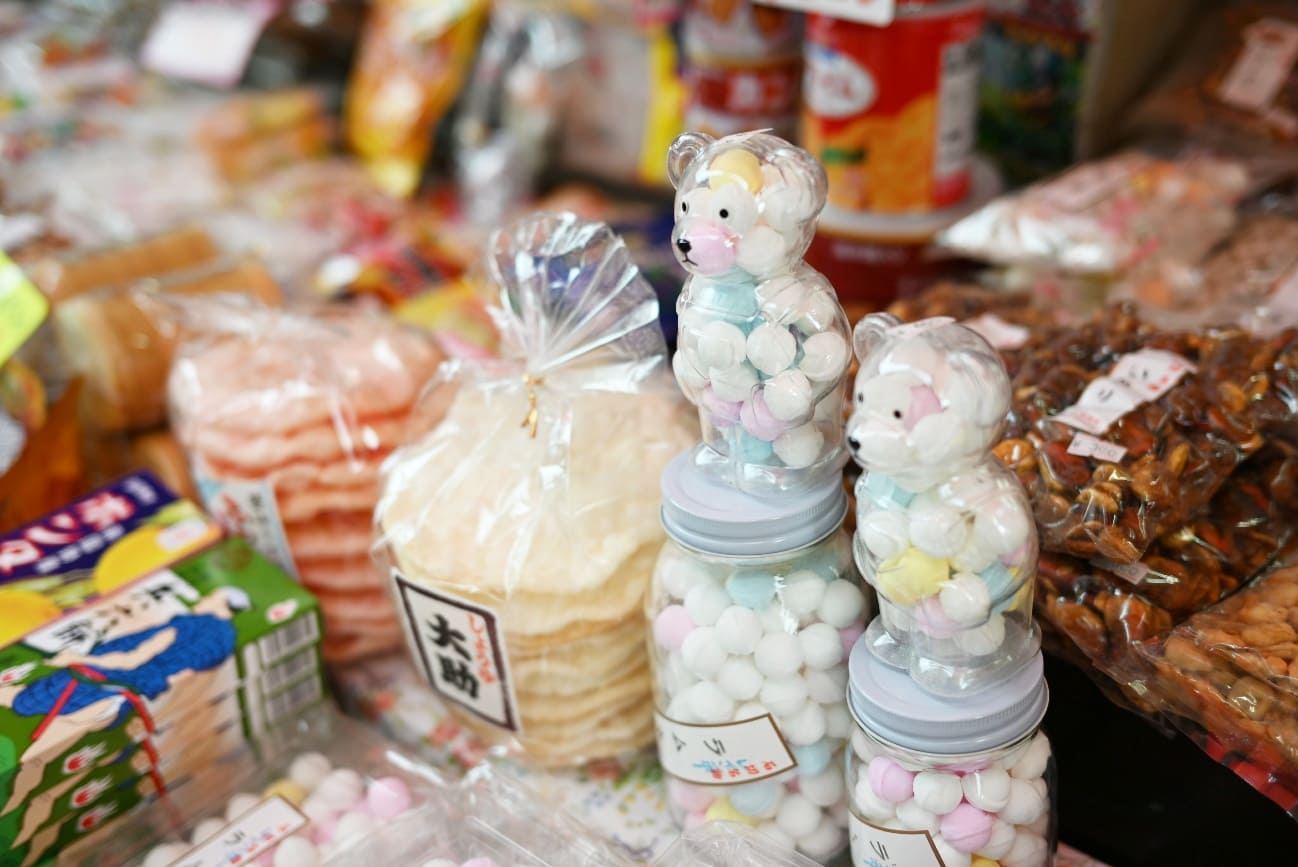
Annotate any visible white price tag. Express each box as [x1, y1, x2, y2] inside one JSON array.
[[171, 797, 306, 867], [1219, 18, 1298, 112], [849, 812, 944, 867], [964, 313, 1030, 350], [1066, 433, 1128, 463], [655, 712, 796, 785], [754, 0, 895, 26], [1108, 349, 1196, 401], [1093, 557, 1150, 586], [141, 0, 277, 88], [194, 460, 298, 580], [394, 574, 521, 733], [1038, 153, 1143, 212]]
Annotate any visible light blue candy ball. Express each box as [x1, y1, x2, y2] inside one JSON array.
[[792, 739, 833, 777], [726, 570, 777, 609], [735, 435, 775, 463], [979, 562, 1015, 601], [862, 472, 915, 508], [728, 780, 780, 817]]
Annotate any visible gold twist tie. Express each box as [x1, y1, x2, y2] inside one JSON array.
[[520, 373, 544, 438]]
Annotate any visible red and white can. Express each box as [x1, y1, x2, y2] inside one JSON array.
[[801, 0, 985, 214]]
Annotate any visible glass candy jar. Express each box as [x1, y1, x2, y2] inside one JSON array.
[[847, 644, 1056, 867], [649, 453, 872, 861]]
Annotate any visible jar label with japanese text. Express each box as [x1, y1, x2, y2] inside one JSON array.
[[172, 796, 307, 867], [849, 812, 945, 867], [393, 572, 520, 733], [654, 711, 796, 785]]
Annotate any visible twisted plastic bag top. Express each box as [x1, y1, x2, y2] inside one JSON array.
[[376, 212, 696, 613]]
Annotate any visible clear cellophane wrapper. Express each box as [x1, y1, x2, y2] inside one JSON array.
[[373, 212, 697, 768], [651, 822, 822, 867], [992, 307, 1298, 566], [168, 298, 445, 665]]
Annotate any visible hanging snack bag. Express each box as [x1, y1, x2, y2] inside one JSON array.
[[374, 212, 697, 767], [169, 302, 444, 664]]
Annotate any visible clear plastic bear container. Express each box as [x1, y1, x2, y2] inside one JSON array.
[[652, 821, 823, 867], [649, 453, 871, 862], [846, 647, 1056, 867], [667, 130, 854, 494], [848, 314, 1040, 695]]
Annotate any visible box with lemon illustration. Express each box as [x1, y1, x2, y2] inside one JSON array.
[[0, 474, 326, 864]]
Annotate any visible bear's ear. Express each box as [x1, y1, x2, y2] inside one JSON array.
[[853, 313, 900, 363], [766, 144, 828, 224], [668, 132, 716, 189]]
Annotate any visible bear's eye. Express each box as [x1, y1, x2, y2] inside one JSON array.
[[719, 208, 730, 219], [681, 201, 689, 213], [855, 392, 864, 404], [892, 410, 902, 420]]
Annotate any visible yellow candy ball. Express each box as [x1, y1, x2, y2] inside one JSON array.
[[972, 858, 1001, 867], [262, 779, 308, 807], [876, 547, 950, 606], [708, 149, 764, 193], [705, 796, 757, 826]]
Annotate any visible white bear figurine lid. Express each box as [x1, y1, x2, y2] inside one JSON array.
[[667, 130, 852, 495]]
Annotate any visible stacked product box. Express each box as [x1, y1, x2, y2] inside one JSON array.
[[0, 472, 325, 866]]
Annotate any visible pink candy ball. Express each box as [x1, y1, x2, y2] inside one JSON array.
[[668, 778, 715, 813], [914, 597, 962, 640], [939, 802, 994, 853], [739, 393, 789, 442], [366, 777, 412, 820], [310, 818, 337, 846], [653, 605, 695, 650], [839, 624, 864, 660], [867, 756, 915, 803], [683, 811, 708, 831], [701, 387, 742, 428]]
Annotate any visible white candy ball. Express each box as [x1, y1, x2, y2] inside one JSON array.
[[756, 822, 797, 852], [977, 818, 1017, 860], [955, 613, 1006, 656], [1027, 812, 1050, 837], [895, 798, 939, 834], [754, 632, 803, 679], [798, 623, 842, 670], [764, 370, 814, 422], [334, 811, 378, 845], [760, 677, 809, 717], [933, 837, 973, 867], [952, 537, 999, 573], [665, 653, 699, 694], [717, 657, 764, 701], [144, 843, 189, 867], [861, 510, 910, 562], [825, 703, 853, 739], [818, 580, 867, 629], [735, 701, 771, 721], [940, 573, 993, 626], [795, 290, 838, 334], [300, 795, 337, 824], [799, 766, 845, 807], [781, 570, 827, 620], [962, 767, 1012, 812], [661, 555, 714, 601], [761, 601, 797, 634], [780, 702, 826, 746], [775, 793, 821, 839], [798, 816, 846, 861], [998, 778, 1047, 825], [1010, 733, 1052, 780], [747, 323, 798, 376], [666, 693, 698, 724], [697, 320, 748, 370], [851, 730, 878, 763], [710, 362, 759, 402], [225, 793, 260, 821], [909, 504, 969, 559], [316, 769, 364, 808], [288, 752, 332, 790], [688, 681, 736, 723], [685, 582, 730, 627], [673, 348, 709, 395], [912, 770, 963, 815], [191, 817, 226, 845], [274, 837, 321, 867], [1002, 831, 1049, 867], [681, 627, 728, 677], [773, 423, 824, 469], [716, 606, 763, 655], [805, 668, 847, 704], [800, 331, 849, 382], [975, 496, 1032, 555], [852, 779, 896, 822]]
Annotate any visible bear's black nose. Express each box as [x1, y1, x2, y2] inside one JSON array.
[[676, 238, 692, 254], [847, 436, 861, 451]]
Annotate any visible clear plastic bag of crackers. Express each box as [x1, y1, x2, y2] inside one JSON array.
[[652, 822, 822, 867], [167, 298, 445, 665], [373, 212, 697, 768]]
